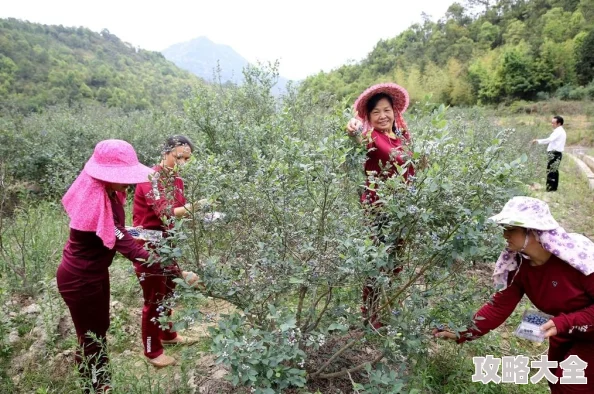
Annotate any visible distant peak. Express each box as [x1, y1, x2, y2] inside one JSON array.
[[190, 36, 213, 43]]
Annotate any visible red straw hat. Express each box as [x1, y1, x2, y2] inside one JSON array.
[[84, 139, 154, 184], [354, 83, 410, 121]]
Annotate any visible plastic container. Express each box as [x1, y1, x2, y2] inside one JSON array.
[[125, 226, 163, 243], [203, 212, 226, 224], [514, 309, 553, 343]]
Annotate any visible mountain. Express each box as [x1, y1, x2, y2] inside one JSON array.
[[0, 18, 202, 113], [162, 36, 248, 84], [162, 36, 289, 95]]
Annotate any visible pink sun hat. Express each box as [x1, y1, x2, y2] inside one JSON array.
[[84, 139, 154, 184], [354, 83, 410, 121]]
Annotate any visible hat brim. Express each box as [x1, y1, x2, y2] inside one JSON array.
[[354, 83, 410, 121], [488, 213, 559, 231], [84, 160, 154, 184]]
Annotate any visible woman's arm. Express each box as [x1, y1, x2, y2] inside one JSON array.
[[550, 274, 594, 334], [113, 222, 151, 263], [144, 176, 196, 220], [172, 198, 209, 219], [435, 272, 525, 343]]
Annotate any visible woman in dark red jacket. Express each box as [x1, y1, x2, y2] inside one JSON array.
[[346, 83, 416, 328], [434, 196, 594, 394], [57, 139, 154, 393], [132, 136, 200, 368], [346, 83, 415, 207]]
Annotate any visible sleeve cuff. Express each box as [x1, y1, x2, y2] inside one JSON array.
[[456, 330, 477, 344], [551, 315, 570, 334]]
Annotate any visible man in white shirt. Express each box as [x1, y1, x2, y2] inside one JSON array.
[[531, 115, 567, 192]]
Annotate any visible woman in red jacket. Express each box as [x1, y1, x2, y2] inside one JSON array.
[[346, 83, 416, 328], [346, 83, 415, 207], [132, 136, 200, 368], [434, 196, 594, 393], [57, 139, 154, 393]]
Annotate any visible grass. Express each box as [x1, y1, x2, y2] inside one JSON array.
[[497, 113, 593, 147], [530, 155, 594, 239], [491, 100, 594, 147]]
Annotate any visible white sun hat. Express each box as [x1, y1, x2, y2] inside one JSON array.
[[489, 196, 594, 289], [488, 196, 559, 230]]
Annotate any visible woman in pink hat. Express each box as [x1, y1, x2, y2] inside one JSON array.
[[132, 135, 202, 368], [434, 196, 594, 393], [346, 83, 416, 328], [346, 83, 415, 206], [57, 140, 156, 393]]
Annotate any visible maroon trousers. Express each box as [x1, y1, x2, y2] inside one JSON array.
[[361, 210, 404, 329], [548, 336, 594, 393], [133, 260, 179, 359], [57, 264, 110, 392]]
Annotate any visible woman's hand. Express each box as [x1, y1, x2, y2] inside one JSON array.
[[182, 270, 206, 290], [541, 320, 558, 338], [346, 118, 363, 136], [432, 327, 457, 341], [174, 203, 194, 218]]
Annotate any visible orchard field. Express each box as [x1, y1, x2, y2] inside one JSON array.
[[1, 68, 593, 394]]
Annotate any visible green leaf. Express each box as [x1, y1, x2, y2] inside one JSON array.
[[328, 322, 349, 332], [280, 317, 296, 332]]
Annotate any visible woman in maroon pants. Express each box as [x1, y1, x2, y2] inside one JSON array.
[[57, 139, 154, 393], [132, 135, 199, 368], [346, 83, 416, 328], [434, 196, 594, 393]]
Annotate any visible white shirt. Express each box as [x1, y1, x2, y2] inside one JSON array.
[[537, 126, 566, 152]]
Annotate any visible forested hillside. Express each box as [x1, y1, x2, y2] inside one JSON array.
[[301, 0, 594, 105], [0, 18, 202, 113]]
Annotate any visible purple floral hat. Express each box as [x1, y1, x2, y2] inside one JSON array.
[[490, 197, 594, 288]]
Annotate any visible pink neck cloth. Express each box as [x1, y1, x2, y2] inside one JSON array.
[[493, 228, 594, 289], [62, 170, 125, 249]]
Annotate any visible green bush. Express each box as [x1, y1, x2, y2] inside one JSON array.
[[0, 202, 68, 294], [554, 85, 573, 100], [568, 86, 587, 100], [141, 67, 534, 392], [585, 81, 594, 99]]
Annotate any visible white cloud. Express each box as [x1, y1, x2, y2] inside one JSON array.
[[1, 0, 452, 80]]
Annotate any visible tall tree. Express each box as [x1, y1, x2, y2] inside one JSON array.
[[575, 29, 594, 84]]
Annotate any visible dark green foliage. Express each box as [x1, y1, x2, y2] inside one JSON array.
[[300, 0, 594, 105], [576, 29, 594, 85], [0, 18, 202, 113]]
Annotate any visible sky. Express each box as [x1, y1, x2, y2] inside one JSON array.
[[1, 0, 453, 81]]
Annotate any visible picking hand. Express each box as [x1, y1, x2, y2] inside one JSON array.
[[346, 118, 363, 136], [182, 271, 206, 291], [432, 328, 457, 340]]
